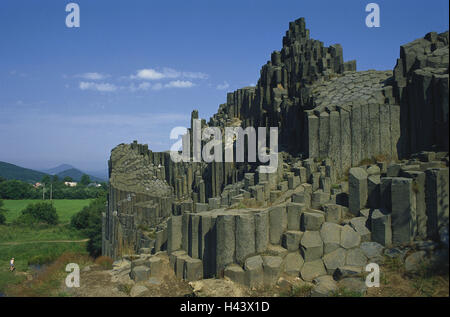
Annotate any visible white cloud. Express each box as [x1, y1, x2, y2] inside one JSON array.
[[135, 69, 165, 80], [79, 81, 118, 92], [76, 72, 109, 80], [164, 80, 195, 88], [132, 67, 208, 81], [216, 81, 230, 90]]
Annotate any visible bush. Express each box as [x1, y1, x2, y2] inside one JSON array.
[[94, 256, 113, 270], [0, 180, 40, 200], [0, 199, 6, 225], [70, 194, 106, 257], [15, 202, 59, 225]]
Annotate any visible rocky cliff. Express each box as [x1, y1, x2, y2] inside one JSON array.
[[102, 18, 449, 293]]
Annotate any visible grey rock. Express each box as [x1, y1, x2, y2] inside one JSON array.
[[348, 167, 368, 215], [349, 217, 371, 242], [320, 222, 342, 254], [339, 278, 367, 296], [244, 255, 264, 288], [300, 231, 324, 262], [284, 252, 304, 276], [130, 265, 150, 282], [282, 231, 303, 252], [302, 211, 325, 231], [262, 256, 283, 286], [340, 225, 361, 249], [224, 264, 245, 285], [322, 248, 346, 274], [333, 266, 363, 280], [300, 259, 327, 282], [371, 209, 392, 246], [404, 251, 427, 274], [360, 242, 384, 259], [345, 248, 368, 267], [311, 275, 338, 297]]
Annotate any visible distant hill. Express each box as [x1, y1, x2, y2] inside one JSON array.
[[57, 168, 105, 183], [84, 168, 109, 181], [0, 161, 49, 184], [41, 164, 75, 175]]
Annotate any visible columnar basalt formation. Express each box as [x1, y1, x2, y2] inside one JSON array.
[[103, 18, 449, 294]]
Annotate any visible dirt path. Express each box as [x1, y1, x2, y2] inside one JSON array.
[[0, 239, 89, 246]]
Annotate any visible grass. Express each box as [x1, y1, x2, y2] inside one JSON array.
[[366, 255, 449, 297], [0, 224, 86, 243], [0, 219, 90, 295], [2, 199, 92, 224], [331, 287, 362, 297], [279, 284, 313, 297], [0, 241, 89, 295], [117, 283, 133, 295], [4, 251, 92, 297]]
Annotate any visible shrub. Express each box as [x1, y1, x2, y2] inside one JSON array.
[[94, 256, 113, 270], [0, 199, 6, 225], [15, 202, 58, 225], [70, 194, 106, 257]]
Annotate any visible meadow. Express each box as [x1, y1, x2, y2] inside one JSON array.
[[0, 199, 93, 295], [2, 199, 92, 224]]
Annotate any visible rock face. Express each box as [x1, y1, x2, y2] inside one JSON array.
[[393, 31, 449, 155], [102, 17, 449, 290]]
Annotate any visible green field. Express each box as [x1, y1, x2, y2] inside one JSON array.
[[2, 199, 92, 224], [0, 199, 93, 294], [0, 239, 89, 294]]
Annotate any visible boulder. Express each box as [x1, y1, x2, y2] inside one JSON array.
[[262, 256, 283, 286], [404, 251, 428, 274], [340, 225, 361, 249], [322, 248, 346, 274], [282, 231, 303, 252], [348, 168, 368, 215], [311, 275, 338, 297], [320, 222, 342, 254], [300, 231, 324, 262], [130, 265, 150, 282], [244, 255, 264, 288], [302, 212, 325, 231], [360, 242, 384, 259], [338, 278, 367, 296], [300, 259, 327, 282], [333, 266, 363, 280], [322, 204, 342, 223], [224, 264, 245, 285], [345, 248, 368, 267], [349, 217, 371, 242], [284, 252, 304, 276]]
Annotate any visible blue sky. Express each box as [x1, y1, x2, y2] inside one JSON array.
[[0, 0, 448, 172]]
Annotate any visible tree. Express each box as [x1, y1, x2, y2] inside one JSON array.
[[63, 176, 73, 182], [0, 176, 6, 183], [41, 175, 51, 186], [0, 199, 6, 225], [0, 180, 37, 199], [71, 194, 106, 257], [52, 175, 59, 184], [80, 174, 91, 186], [15, 202, 59, 225]]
